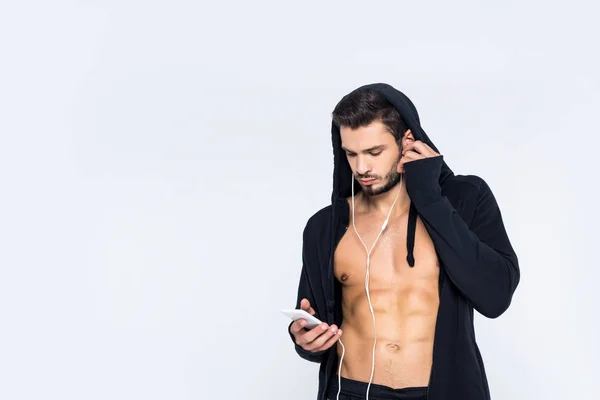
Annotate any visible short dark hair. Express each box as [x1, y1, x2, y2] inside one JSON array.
[[332, 88, 408, 142]]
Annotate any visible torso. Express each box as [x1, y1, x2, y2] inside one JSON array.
[[334, 198, 440, 389]]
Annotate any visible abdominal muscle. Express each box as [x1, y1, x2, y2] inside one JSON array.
[[334, 197, 441, 389], [336, 282, 439, 389]]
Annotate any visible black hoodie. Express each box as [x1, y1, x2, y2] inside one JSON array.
[[289, 83, 520, 400]]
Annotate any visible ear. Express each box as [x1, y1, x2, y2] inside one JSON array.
[[397, 129, 414, 174], [399, 129, 414, 152], [402, 129, 414, 141]]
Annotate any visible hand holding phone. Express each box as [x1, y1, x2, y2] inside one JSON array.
[[285, 298, 342, 353]]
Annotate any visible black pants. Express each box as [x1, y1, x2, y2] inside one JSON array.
[[327, 376, 427, 400]]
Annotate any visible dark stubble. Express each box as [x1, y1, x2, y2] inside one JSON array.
[[356, 155, 402, 196]]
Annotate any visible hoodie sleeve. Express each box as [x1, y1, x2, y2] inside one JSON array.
[[288, 223, 329, 363], [404, 156, 520, 318]]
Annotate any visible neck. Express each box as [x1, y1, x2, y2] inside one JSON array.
[[357, 177, 410, 217]]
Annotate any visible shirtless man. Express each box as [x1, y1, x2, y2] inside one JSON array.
[[288, 84, 520, 400]]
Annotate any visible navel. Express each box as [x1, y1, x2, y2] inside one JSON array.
[[386, 342, 401, 353]]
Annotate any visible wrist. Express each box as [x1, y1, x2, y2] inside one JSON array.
[[404, 155, 444, 208]]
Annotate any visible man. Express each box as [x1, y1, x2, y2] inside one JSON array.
[[288, 83, 520, 400]]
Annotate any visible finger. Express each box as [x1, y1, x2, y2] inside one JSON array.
[[304, 325, 338, 351], [290, 318, 307, 335], [398, 152, 421, 173], [419, 141, 438, 155], [314, 329, 342, 352], [299, 322, 330, 345], [403, 141, 425, 155], [402, 151, 423, 160], [410, 141, 436, 157], [300, 298, 315, 315], [402, 140, 421, 153]]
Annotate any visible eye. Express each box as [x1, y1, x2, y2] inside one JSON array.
[[346, 152, 356, 157], [370, 151, 382, 156]]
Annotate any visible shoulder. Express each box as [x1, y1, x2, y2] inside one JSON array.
[[304, 204, 332, 235], [299, 204, 336, 249]]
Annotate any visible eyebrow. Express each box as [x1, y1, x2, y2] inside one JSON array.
[[341, 145, 386, 154]]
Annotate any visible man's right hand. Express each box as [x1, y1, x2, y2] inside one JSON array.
[[290, 298, 342, 352]]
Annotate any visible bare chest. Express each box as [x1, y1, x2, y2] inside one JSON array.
[[334, 214, 440, 288]]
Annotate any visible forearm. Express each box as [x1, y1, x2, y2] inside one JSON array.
[[416, 195, 519, 317], [404, 156, 520, 318]]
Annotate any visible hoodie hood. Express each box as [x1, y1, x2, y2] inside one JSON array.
[[330, 83, 454, 266]]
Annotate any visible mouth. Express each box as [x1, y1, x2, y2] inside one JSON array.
[[359, 178, 377, 186]]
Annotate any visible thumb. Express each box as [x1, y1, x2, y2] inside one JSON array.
[[301, 298, 310, 310], [301, 298, 315, 315], [397, 159, 405, 174]]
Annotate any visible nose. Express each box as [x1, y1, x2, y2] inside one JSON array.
[[356, 156, 371, 176]]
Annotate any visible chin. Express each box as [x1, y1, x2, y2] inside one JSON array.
[[363, 186, 383, 196]]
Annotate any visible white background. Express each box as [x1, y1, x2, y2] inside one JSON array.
[[1, 1, 598, 399]]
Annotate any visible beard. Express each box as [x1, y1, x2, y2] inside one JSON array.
[[357, 157, 402, 196]]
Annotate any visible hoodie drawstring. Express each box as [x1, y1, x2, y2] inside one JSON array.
[[406, 201, 417, 267]]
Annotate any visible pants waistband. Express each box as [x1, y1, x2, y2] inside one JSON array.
[[327, 376, 428, 400]]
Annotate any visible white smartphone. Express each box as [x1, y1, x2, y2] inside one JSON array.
[[280, 309, 323, 329]]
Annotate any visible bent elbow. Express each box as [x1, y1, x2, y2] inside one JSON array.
[[477, 265, 520, 319], [477, 297, 512, 319]]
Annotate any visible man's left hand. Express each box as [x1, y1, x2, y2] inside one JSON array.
[[398, 140, 440, 173]]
